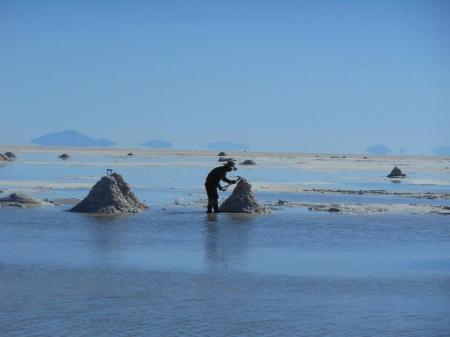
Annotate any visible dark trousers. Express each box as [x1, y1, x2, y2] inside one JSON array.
[[205, 183, 219, 212]]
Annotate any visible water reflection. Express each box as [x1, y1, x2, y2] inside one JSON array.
[[203, 214, 256, 272], [80, 214, 129, 262], [390, 179, 402, 184]]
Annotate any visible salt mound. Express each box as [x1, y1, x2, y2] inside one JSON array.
[[0, 192, 44, 207], [4, 152, 16, 159], [69, 172, 147, 213], [387, 166, 406, 178], [219, 179, 268, 213], [218, 157, 235, 162]]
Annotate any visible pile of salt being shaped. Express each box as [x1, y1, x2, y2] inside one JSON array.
[[69, 172, 147, 213], [219, 179, 268, 214]]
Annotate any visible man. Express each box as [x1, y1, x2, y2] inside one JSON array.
[[204, 161, 238, 213]]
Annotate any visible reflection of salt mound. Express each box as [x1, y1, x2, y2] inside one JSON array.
[[387, 166, 406, 178], [219, 179, 267, 213], [69, 172, 147, 213]]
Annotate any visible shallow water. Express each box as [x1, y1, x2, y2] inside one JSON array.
[[1, 207, 450, 336], [1, 149, 450, 336]]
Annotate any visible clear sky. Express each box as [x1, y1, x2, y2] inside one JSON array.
[[1, 0, 449, 153]]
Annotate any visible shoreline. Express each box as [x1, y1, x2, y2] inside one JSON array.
[[267, 200, 450, 215], [1, 179, 450, 199]]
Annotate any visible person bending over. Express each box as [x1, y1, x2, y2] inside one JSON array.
[[204, 161, 237, 213]]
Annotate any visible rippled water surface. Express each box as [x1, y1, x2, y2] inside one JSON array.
[[1, 208, 450, 336], [1, 150, 450, 336]]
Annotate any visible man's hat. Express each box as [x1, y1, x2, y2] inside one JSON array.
[[224, 160, 237, 170]]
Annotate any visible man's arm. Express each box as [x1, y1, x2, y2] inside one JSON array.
[[222, 177, 235, 184]]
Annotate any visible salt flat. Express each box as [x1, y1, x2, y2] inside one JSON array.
[[1, 146, 449, 336]]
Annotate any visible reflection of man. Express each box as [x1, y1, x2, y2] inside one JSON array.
[[204, 161, 237, 213]]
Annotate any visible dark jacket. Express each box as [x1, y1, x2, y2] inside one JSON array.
[[205, 166, 233, 187]]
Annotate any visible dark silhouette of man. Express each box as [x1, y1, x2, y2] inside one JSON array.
[[205, 161, 237, 213]]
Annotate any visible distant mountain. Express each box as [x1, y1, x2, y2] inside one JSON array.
[[433, 146, 450, 156], [207, 141, 250, 151], [31, 129, 115, 147], [366, 144, 391, 155], [140, 140, 173, 148]]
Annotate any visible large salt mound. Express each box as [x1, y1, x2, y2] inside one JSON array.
[[69, 172, 147, 213], [219, 179, 268, 214]]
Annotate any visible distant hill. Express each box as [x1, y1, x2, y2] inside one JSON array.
[[140, 140, 173, 148], [433, 146, 450, 156], [366, 144, 391, 155], [207, 141, 250, 151], [31, 130, 115, 147]]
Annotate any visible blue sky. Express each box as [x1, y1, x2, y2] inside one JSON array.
[[1, 0, 449, 153]]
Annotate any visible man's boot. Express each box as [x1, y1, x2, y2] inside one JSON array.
[[213, 201, 220, 213]]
